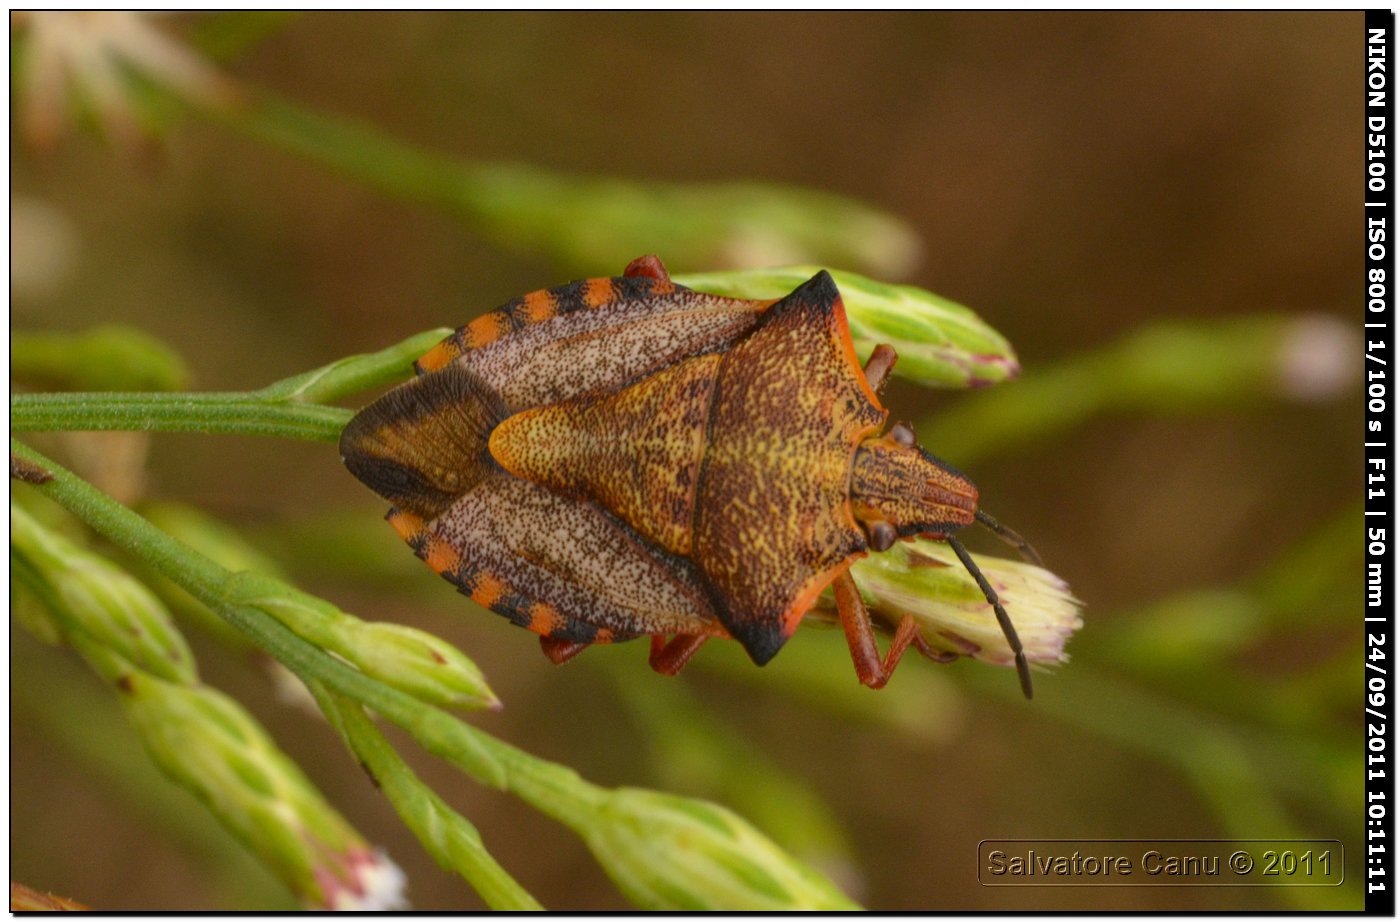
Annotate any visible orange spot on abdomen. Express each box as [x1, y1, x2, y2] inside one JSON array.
[[424, 536, 462, 575], [526, 602, 564, 636], [464, 311, 514, 349], [471, 573, 506, 609], [582, 278, 614, 307], [519, 289, 557, 323], [415, 340, 462, 373], [387, 508, 426, 543]]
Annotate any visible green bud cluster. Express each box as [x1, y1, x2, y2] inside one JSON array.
[[677, 266, 1018, 387], [113, 666, 405, 910], [11, 501, 196, 683], [227, 571, 499, 711], [579, 787, 861, 911], [847, 538, 1083, 667]]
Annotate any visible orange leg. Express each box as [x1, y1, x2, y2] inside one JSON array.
[[833, 570, 938, 689], [539, 636, 591, 665], [647, 634, 709, 675]]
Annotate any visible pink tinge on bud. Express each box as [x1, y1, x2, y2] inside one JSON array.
[[965, 353, 1021, 387], [313, 846, 409, 911]]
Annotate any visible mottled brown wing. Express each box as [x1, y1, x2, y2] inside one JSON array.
[[416, 273, 769, 413], [344, 263, 756, 644], [694, 271, 888, 664], [386, 472, 726, 643]]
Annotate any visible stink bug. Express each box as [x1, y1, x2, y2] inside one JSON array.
[[341, 256, 1041, 696]]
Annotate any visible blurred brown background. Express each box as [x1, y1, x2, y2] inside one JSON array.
[[11, 11, 1362, 910]]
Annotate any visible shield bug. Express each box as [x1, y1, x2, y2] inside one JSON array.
[[341, 255, 1041, 696]]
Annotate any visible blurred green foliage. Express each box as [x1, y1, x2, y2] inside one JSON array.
[[13, 326, 190, 393]]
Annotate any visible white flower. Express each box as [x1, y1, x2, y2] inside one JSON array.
[[13, 11, 235, 150], [316, 847, 410, 912], [846, 538, 1083, 668]]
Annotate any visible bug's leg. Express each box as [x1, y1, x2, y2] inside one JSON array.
[[833, 570, 927, 689], [647, 633, 709, 676], [623, 254, 671, 282], [947, 535, 1034, 699], [540, 636, 591, 665], [912, 632, 961, 664], [974, 509, 1044, 567], [862, 344, 899, 393]]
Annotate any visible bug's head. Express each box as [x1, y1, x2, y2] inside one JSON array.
[[850, 423, 978, 551]]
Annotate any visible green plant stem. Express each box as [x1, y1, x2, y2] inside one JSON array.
[[9, 328, 446, 443], [12, 443, 577, 908], [10, 438, 605, 825], [9, 392, 349, 442], [220, 93, 508, 226], [310, 683, 543, 911], [151, 75, 917, 276], [10, 439, 502, 779], [253, 328, 450, 404]]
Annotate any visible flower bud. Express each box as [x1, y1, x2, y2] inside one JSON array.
[[118, 667, 407, 910], [10, 501, 196, 684], [229, 572, 499, 711], [580, 787, 861, 910], [846, 539, 1082, 667], [339, 620, 501, 712], [675, 267, 1018, 387], [315, 847, 410, 912], [1274, 313, 1358, 402]]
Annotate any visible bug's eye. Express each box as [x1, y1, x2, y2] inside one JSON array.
[[868, 520, 897, 551], [890, 424, 916, 448]]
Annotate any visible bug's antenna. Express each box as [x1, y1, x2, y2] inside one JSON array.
[[947, 535, 1033, 699], [975, 509, 1043, 567]]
